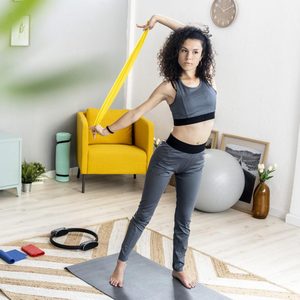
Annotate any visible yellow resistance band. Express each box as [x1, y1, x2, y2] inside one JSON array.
[[93, 29, 149, 126]]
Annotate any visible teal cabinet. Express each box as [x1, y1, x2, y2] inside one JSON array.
[[0, 133, 22, 196]]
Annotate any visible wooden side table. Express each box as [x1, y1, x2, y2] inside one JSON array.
[[0, 132, 22, 196]]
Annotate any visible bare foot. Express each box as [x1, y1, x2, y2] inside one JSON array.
[[109, 260, 126, 287], [172, 270, 196, 289]]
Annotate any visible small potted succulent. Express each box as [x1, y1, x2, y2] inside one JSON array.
[[22, 161, 46, 192]]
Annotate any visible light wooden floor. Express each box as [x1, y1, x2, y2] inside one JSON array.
[[0, 174, 300, 295]]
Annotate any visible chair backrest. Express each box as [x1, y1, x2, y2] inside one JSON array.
[[86, 108, 133, 145]]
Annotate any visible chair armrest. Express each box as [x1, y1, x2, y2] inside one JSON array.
[[77, 112, 89, 173], [134, 116, 154, 167]]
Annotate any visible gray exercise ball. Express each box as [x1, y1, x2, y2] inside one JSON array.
[[195, 149, 245, 213]]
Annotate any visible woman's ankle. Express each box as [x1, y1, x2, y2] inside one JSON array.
[[116, 259, 127, 267]]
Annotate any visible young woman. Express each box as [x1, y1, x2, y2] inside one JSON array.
[[90, 15, 216, 289]]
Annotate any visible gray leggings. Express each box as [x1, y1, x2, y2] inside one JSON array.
[[118, 139, 205, 271]]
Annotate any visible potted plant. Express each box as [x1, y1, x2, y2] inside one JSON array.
[[22, 161, 46, 192]]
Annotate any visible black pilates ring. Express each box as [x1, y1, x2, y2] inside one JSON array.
[[50, 227, 98, 251]]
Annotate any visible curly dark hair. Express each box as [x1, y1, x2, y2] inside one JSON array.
[[158, 26, 215, 85]]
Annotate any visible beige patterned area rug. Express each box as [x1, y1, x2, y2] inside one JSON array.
[[0, 218, 299, 300]]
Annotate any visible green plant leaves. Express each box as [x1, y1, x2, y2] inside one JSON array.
[[22, 160, 45, 183], [258, 168, 275, 182], [2, 59, 108, 97]]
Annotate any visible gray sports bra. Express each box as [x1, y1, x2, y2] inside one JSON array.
[[169, 79, 216, 126]]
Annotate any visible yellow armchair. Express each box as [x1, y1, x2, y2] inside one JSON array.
[[77, 108, 154, 192]]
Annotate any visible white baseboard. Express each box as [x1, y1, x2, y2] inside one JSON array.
[[45, 167, 78, 179], [70, 167, 78, 176], [269, 207, 287, 220], [45, 170, 55, 179], [285, 213, 300, 227]]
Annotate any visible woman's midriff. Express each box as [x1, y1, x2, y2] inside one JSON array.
[[171, 119, 214, 145]]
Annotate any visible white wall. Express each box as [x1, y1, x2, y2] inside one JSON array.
[[0, 0, 128, 169], [286, 122, 300, 226], [126, 0, 300, 219]]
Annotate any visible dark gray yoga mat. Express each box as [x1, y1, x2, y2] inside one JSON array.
[[66, 251, 230, 300]]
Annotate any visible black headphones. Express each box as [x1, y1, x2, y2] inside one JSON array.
[[50, 227, 98, 251]]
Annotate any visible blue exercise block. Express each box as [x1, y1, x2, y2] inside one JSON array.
[[0, 249, 26, 264]]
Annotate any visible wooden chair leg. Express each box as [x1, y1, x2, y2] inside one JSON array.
[[133, 174, 136, 179], [77, 167, 80, 179], [82, 174, 85, 193]]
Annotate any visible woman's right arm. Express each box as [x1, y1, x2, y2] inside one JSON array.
[[90, 81, 175, 137], [137, 15, 185, 31]]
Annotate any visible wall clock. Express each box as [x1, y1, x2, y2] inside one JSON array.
[[210, 0, 237, 28]]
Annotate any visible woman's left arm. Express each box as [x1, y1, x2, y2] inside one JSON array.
[[137, 15, 185, 31]]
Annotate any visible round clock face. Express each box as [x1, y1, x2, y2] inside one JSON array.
[[211, 0, 237, 28]]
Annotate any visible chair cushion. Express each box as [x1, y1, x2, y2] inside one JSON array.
[[87, 144, 147, 174], [86, 108, 132, 145]]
